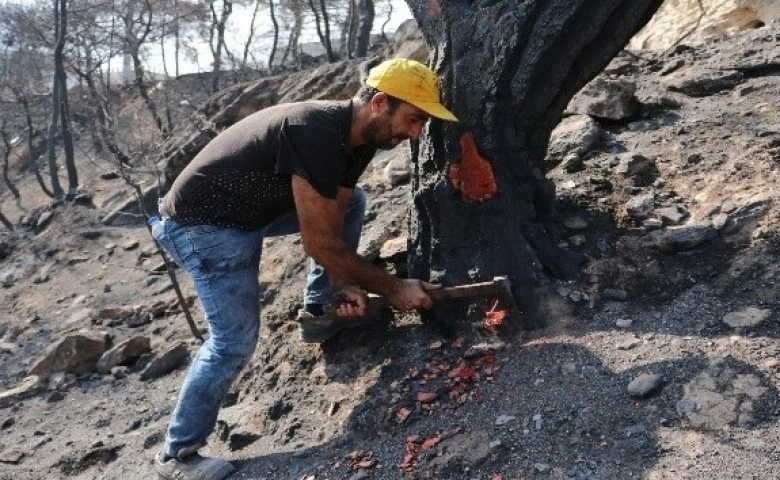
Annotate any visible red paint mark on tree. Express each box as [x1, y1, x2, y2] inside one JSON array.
[[448, 131, 498, 201]]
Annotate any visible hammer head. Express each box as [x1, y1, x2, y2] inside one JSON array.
[[490, 276, 518, 311]]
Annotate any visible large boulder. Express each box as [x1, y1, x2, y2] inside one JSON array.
[[29, 331, 109, 377], [629, 0, 780, 50]]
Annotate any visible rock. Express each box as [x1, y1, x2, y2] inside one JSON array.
[[615, 153, 655, 177], [651, 222, 717, 251], [560, 152, 584, 173], [545, 115, 602, 169], [379, 236, 408, 261], [722, 307, 771, 329], [629, 0, 780, 50], [615, 318, 633, 329], [1, 269, 17, 288], [535, 463, 551, 473], [662, 69, 744, 97], [569, 235, 586, 247], [560, 363, 577, 374], [677, 359, 769, 430], [36, 211, 55, 231], [627, 373, 664, 398], [603, 288, 628, 301], [140, 343, 190, 381], [495, 415, 516, 426], [563, 216, 588, 231], [1, 417, 14, 429], [0, 376, 44, 408], [656, 206, 688, 226], [122, 239, 140, 251], [96, 336, 152, 374], [0, 448, 24, 464], [642, 218, 663, 231], [712, 213, 730, 231], [33, 261, 57, 284], [65, 308, 95, 327], [625, 192, 655, 221], [566, 78, 640, 121], [383, 153, 411, 186], [29, 332, 108, 377]]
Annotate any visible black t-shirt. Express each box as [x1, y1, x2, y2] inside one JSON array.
[[160, 100, 376, 229]]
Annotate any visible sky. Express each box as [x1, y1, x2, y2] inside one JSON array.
[[143, 0, 415, 75]]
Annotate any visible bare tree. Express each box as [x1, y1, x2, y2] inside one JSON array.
[[207, 0, 233, 92], [404, 0, 664, 330], [307, 0, 336, 61], [45, 0, 67, 198], [353, 0, 373, 57]]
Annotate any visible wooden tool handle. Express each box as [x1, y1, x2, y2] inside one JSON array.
[[427, 280, 503, 301]]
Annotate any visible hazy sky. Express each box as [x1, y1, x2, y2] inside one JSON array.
[[145, 0, 415, 75]]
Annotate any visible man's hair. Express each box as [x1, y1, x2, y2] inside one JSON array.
[[357, 85, 402, 113]]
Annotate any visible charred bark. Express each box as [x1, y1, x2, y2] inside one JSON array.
[[405, 0, 663, 331]]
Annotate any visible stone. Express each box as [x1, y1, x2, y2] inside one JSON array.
[[722, 307, 771, 329], [566, 78, 640, 121], [642, 218, 664, 231], [603, 288, 628, 301], [29, 332, 108, 377], [495, 415, 517, 426], [379, 236, 408, 261], [122, 239, 140, 251], [96, 336, 152, 374], [616, 318, 633, 329], [140, 343, 190, 381], [625, 193, 655, 221], [545, 115, 602, 169], [560, 153, 584, 173], [615, 153, 655, 177], [651, 222, 717, 251], [0, 376, 43, 408], [656, 206, 688, 226], [383, 153, 411, 186], [33, 261, 57, 284], [1, 269, 17, 288], [627, 373, 664, 398], [677, 359, 769, 430], [663, 69, 744, 97], [0, 448, 24, 464], [629, 0, 780, 50], [563, 216, 588, 231]]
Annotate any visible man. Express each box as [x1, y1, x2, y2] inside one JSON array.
[[149, 58, 458, 479]]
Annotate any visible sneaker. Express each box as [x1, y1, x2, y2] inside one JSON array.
[[298, 295, 387, 343], [155, 452, 235, 480]]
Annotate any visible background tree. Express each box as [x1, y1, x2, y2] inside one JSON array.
[[403, 0, 664, 329]]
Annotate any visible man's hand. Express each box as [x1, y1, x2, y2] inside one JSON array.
[[386, 279, 440, 311], [331, 285, 369, 317]]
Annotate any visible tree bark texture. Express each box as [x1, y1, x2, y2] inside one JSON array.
[[404, 0, 663, 330], [56, 0, 78, 195], [355, 0, 375, 57], [46, 0, 66, 198]]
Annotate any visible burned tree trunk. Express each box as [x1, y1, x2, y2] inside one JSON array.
[[405, 0, 663, 330]]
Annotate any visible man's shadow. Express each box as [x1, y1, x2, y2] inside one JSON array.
[[235, 317, 779, 479]]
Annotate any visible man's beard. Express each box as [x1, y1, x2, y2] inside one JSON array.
[[363, 115, 402, 150]]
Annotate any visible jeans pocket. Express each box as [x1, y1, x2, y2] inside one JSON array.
[[182, 226, 260, 278]]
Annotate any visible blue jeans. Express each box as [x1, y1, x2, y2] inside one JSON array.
[[149, 187, 366, 458]]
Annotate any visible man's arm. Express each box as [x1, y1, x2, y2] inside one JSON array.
[[291, 175, 434, 311]]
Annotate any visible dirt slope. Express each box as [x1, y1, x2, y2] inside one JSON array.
[[1, 25, 779, 480]]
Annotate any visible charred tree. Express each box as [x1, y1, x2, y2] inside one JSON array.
[[354, 0, 374, 57], [404, 0, 663, 330]]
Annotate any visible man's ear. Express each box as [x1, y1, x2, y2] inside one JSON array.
[[369, 91, 389, 114]]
